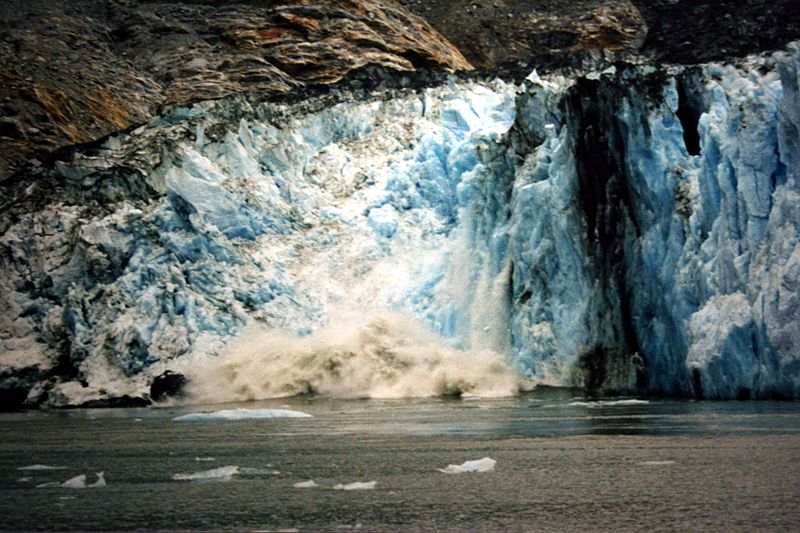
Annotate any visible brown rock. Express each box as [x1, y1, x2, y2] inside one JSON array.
[[0, 0, 471, 183]]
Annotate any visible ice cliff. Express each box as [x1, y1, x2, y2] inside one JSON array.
[[1, 44, 798, 405]]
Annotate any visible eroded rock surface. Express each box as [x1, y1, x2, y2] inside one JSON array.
[[0, 0, 471, 182]]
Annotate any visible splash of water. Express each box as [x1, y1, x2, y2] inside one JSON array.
[[185, 311, 522, 403]]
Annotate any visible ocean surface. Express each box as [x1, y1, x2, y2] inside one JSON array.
[[1, 390, 799, 532]]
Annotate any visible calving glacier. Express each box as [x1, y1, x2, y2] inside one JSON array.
[[0, 44, 798, 406]]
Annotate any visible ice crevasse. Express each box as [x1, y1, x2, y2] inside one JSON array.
[[0, 43, 798, 404]]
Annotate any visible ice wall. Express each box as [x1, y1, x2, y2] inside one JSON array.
[[1, 44, 798, 404], [496, 47, 800, 398]]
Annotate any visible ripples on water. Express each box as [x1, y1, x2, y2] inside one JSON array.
[[1, 391, 799, 531]]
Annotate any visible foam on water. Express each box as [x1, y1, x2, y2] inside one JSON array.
[[185, 311, 521, 403]]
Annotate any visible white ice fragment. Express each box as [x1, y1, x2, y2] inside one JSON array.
[[566, 399, 650, 408], [91, 472, 106, 488], [173, 408, 312, 421], [195, 457, 216, 462], [240, 467, 280, 476], [61, 474, 87, 489], [36, 481, 62, 489], [172, 465, 239, 482], [333, 481, 377, 491], [639, 461, 676, 466], [18, 464, 66, 471], [293, 480, 318, 489], [17, 477, 32, 482], [438, 457, 496, 474]]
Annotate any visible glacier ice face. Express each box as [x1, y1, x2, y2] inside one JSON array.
[[1, 44, 799, 403], [0, 79, 518, 405]]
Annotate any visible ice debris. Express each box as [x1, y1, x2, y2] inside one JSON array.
[[173, 408, 312, 421], [18, 464, 66, 471], [293, 480, 319, 489], [172, 465, 239, 482], [439, 457, 496, 474], [36, 472, 106, 489], [333, 481, 378, 490]]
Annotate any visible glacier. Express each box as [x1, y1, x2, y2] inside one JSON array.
[[0, 43, 798, 405]]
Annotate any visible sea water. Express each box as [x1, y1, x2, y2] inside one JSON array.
[[1, 393, 799, 531]]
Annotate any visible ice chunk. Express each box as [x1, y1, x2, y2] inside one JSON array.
[[195, 457, 216, 462], [173, 408, 312, 421], [61, 474, 87, 489], [565, 399, 650, 408], [18, 464, 66, 471], [439, 457, 496, 474], [240, 467, 280, 476], [333, 481, 377, 490], [91, 472, 106, 488], [36, 481, 62, 489], [639, 461, 676, 466], [172, 465, 239, 482], [293, 480, 319, 489], [17, 477, 32, 482]]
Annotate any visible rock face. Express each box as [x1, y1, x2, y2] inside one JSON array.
[[397, 0, 800, 72], [0, 0, 471, 182]]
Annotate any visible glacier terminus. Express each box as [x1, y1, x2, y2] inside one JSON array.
[[1, 44, 799, 406]]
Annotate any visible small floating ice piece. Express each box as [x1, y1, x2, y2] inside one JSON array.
[[333, 481, 377, 491], [91, 472, 106, 487], [36, 481, 62, 488], [18, 464, 66, 471], [195, 457, 216, 462], [293, 480, 318, 489], [172, 465, 239, 482], [566, 399, 650, 408], [439, 457, 496, 474], [240, 467, 281, 476], [61, 474, 87, 489], [17, 477, 32, 482], [173, 408, 312, 421], [639, 461, 676, 466]]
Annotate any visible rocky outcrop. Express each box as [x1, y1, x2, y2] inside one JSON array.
[[0, 0, 471, 182], [397, 0, 800, 73]]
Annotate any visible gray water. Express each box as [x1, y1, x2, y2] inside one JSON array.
[[2, 390, 800, 532]]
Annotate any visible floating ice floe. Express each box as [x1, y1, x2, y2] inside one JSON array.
[[17, 477, 31, 483], [293, 480, 318, 489], [565, 399, 650, 408], [173, 408, 312, 421], [36, 472, 106, 489], [240, 467, 280, 476], [172, 465, 239, 482], [333, 481, 377, 490], [18, 464, 66, 471], [195, 457, 216, 462], [639, 461, 676, 466], [439, 457, 496, 474]]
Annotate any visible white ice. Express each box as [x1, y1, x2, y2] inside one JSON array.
[[293, 480, 319, 489], [333, 481, 377, 490], [438, 457, 496, 474], [172, 465, 239, 482], [173, 408, 312, 421]]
